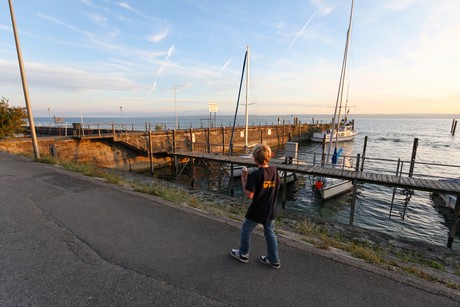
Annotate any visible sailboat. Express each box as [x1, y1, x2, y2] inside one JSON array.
[[311, 82, 357, 143], [313, 0, 356, 201], [226, 46, 257, 177], [226, 47, 300, 183]]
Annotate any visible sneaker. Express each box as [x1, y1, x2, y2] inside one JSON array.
[[259, 256, 280, 269], [230, 249, 249, 263]]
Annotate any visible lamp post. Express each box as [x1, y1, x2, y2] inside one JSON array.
[[120, 106, 123, 130], [47, 107, 51, 125]]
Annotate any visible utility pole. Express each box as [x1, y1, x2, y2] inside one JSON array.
[[8, 0, 40, 159]]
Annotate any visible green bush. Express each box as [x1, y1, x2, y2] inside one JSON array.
[[0, 97, 28, 139]]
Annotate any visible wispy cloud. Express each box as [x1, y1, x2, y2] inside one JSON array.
[[38, 13, 79, 32], [117, 2, 133, 11], [87, 13, 109, 27], [382, 0, 418, 11], [1, 59, 142, 92], [148, 80, 157, 94], [147, 29, 169, 43], [311, 0, 334, 16], [148, 44, 176, 94], [166, 45, 175, 60]]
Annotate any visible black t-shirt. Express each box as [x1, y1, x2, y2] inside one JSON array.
[[244, 165, 281, 224]]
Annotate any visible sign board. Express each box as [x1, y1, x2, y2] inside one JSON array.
[[208, 102, 218, 113]]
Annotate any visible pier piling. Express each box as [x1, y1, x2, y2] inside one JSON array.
[[447, 196, 460, 248], [349, 154, 360, 226], [408, 138, 418, 178], [360, 136, 368, 172]]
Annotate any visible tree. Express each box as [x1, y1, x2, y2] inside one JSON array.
[[0, 97, 28, 139]]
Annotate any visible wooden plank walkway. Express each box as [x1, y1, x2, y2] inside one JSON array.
[[173, 151, 460, 196]]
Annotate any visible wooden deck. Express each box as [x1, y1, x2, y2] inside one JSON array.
[[173, 151, 460, 196]]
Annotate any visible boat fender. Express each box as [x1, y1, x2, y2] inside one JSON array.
[[314, 181, 324, 189]]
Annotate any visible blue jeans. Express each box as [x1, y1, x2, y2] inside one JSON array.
[[239, 218, 280, 264]]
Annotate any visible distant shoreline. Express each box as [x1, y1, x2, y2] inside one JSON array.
[[35, 113, 459, 120]]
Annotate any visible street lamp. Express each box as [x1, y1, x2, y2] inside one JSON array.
[[47, 107, 51, 125], [120, 106, 123, 129]]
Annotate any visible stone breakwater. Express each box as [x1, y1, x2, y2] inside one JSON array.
[[2, 122, 322, 171]]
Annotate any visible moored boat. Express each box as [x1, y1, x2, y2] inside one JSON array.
[[433, 178, 460, 210], [311, 0, 356, 201], [311, 122, 357, 143], [314, 177, 354, 200]]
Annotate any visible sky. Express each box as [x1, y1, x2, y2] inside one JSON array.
[[1, 0, 459, 118]]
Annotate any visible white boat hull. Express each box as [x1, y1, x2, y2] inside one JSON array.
[[311, 124, 357, 143], [433, 178, 460, 210], [311, 130, 357, 143], [315, 179, 353, 200], [226, 165, 257, 177]]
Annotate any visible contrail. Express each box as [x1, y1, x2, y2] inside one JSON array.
[[288, 10, 318, 50], [219, 57, 233, 74]]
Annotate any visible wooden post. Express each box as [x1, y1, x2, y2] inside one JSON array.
[[172, 129, 176, 153], [189, 128, 194, 151], [447, 196, 460, 248], [451, 119, 456, 133], [190, 158, 195, 188], [360, 136, 368, 172], [217, 161, 222, 192], [221, 126, 225, 154], [282, 170, 287, 209], [389, 159, 402, 218], [453, 120, 457, 136], [207, 127, 211, 153], [282, 120, 285, 145], [298, 121, 301, 142], [230, 163, 234, 196], [408, 138, 418, 178], [148, 131, 154, 176], [321, 134, 326, 166], [349, 154, 360, 225]]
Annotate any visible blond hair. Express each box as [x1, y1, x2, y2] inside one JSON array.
[[252, 142, 272, 165]]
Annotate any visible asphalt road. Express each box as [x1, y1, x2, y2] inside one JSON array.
[[0, 151, 458, 306]]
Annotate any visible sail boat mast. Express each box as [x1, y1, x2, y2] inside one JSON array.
[[245, 46, 250, 149], [327, 0, 355, 158], [229, 48, 248, 156]]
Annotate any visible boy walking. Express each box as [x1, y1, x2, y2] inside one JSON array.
[[230, 143, 281, 268]]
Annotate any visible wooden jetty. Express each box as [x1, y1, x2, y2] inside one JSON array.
[[172, 151, 460, 248]]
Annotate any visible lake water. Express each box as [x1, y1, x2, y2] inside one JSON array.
[[36, 115, 460, 248]]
